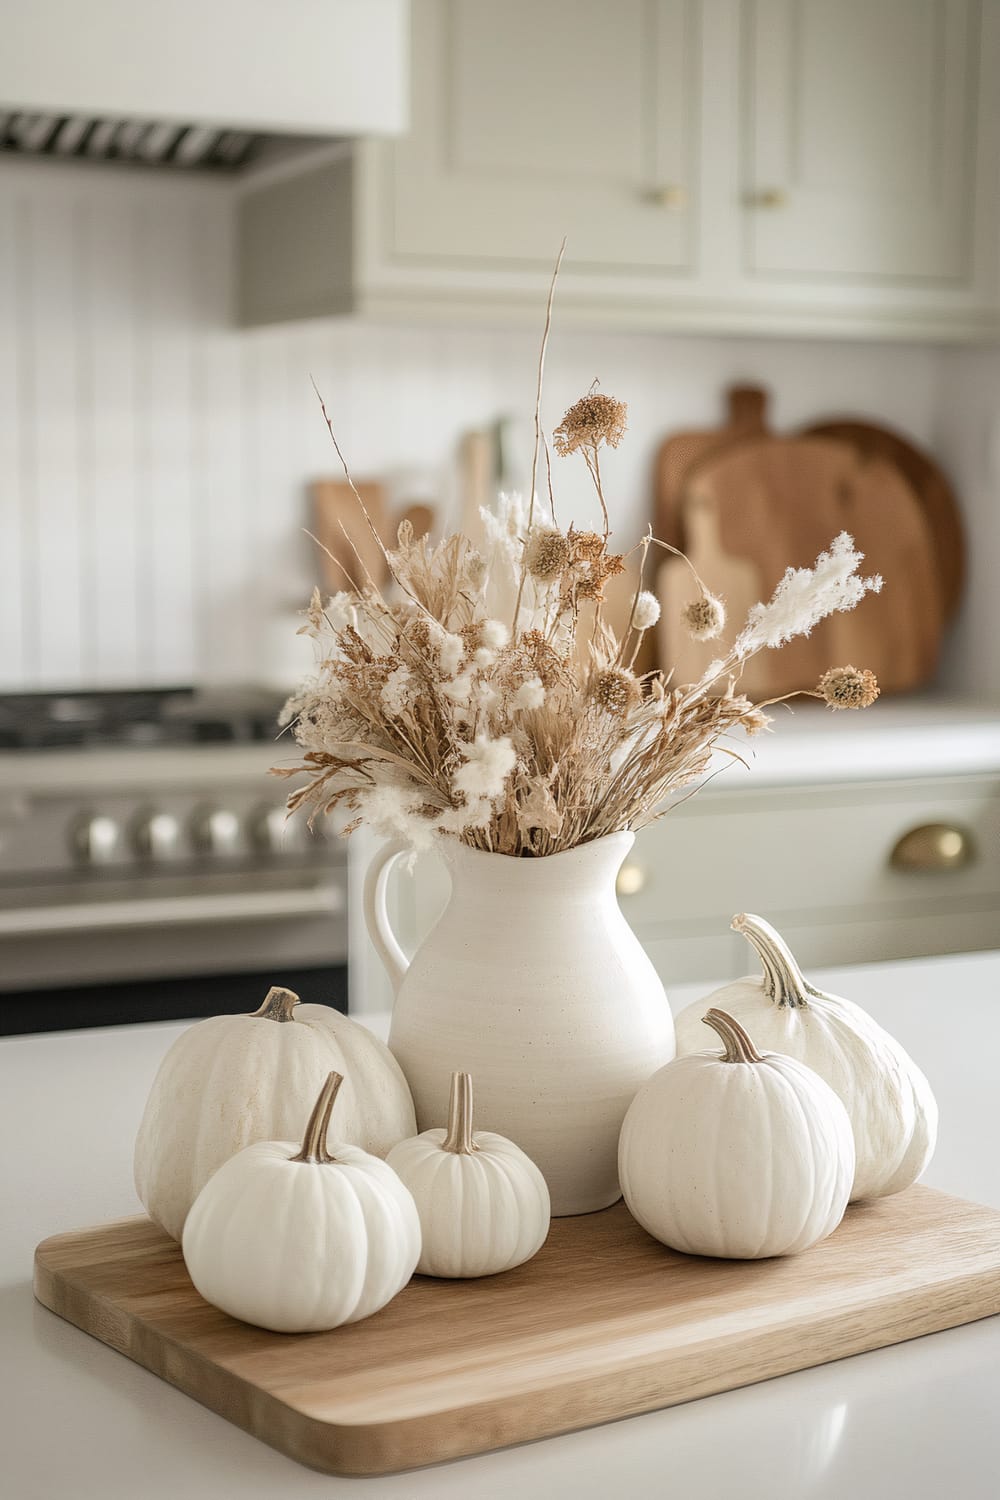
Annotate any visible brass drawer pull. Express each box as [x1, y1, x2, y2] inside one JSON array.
[[890, 823, 975, 873], [616, 862, 647, 897]]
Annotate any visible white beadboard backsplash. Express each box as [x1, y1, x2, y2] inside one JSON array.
[[0, 159, 985, 692]]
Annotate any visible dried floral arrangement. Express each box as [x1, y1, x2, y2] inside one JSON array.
[[275, 266, 882, 859]]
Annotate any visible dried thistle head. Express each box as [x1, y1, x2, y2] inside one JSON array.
[[682, 592, 726, 641], [524, 526, 571, 582], [817, 665, 880, 710], [553, 392, 628, 456], [589, 667, 640, 717]]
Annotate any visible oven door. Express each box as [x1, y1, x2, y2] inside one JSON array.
[[0, 866, 348, 1033]]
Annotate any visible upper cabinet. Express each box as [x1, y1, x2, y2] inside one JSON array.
[[744, 0, 978, 283], [389, 0, 698, 277], [238, 0, 1000, 340]]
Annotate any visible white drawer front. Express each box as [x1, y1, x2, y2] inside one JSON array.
[[618, 776, 1000, 935]]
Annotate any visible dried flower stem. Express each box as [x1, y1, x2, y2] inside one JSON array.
[[513, 239, 565, 632]]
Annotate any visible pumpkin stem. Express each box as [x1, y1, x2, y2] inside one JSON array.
[[291, 1072, 344, 1164], [703, 1008, 765, 1064], [442, 1072, 478, 1155], [251, 986, 300, 1022], [731, 913, 810, 1008]]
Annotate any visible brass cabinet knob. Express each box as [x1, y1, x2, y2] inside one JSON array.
[[746, 187, 787, 209], [890, 823, 975, 873], [616, 862, 647, 897], [645, 184, 686, 209]]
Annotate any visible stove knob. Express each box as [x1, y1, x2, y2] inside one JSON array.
[[250, 803, 307, 855], [190, 805, 243, 858], [133, 809, 183, 862], [71, 812, 122, 865]]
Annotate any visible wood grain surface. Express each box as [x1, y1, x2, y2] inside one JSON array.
[[33, 1187, 1000, 1476], [676, 435, 944, 697], [653, 385, 770, 550], [310, 478, 391, 591], [802, 419, 965, 619]]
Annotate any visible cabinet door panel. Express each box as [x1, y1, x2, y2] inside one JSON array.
[[386, 0, 698, 274], [745, 0, 979, 282]]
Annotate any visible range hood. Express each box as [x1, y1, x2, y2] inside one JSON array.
[[1, 0, 409, 174]]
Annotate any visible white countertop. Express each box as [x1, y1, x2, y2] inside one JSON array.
[[3, 951, 1000, 1499], [705, 696, 1000, 790], [1, 698, 999, 799]]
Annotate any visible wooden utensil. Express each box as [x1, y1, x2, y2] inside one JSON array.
[[654, 385, 770, 550], [676, 435, 944, 697], [802, 419, 965, 619], [310, 479, 390, 591], [35, 1187, 1000, 1476]]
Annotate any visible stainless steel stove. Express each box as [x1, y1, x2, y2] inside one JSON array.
[[0, 688, 348, 1033]]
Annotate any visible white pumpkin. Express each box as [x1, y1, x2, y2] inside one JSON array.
[[386, 1072, 550, 1278], [619, 1008, 855, 1259], [182, 1072, 421, 1332], [673, 914, 938, 1202], [134, 985, 417, 1241]]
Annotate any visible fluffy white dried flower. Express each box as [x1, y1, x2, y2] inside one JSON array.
[[278, 679, 317, 728], [380, 664, 415, 717], [480, 491, 529, 580], [683, 592, 726, 641], [735, 533, 882, 654], [325, 591, 360, 634], [437, 796, 494, 834], [631, 591, 661, 632], [356, 785, 434, 852], [434, 628, 465, 679], [453, 734, 516, 801], [440, 672, 474, 706], [480, 619, 510, 650], [512, 676, 546, 711]]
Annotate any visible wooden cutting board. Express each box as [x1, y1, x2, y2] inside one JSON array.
[[654, 385, 770, 550], [34, 1186, 1000, 1477], [670, 435, 944, 697], [802, 419, 965, 620], [310, 479, 391, 592]]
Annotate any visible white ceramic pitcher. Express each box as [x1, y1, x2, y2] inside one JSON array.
[[364, 830, 675, 1215]]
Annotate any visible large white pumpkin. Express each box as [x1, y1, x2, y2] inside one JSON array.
[[619, 1008, 855, 1259], [386, 1072, 550, 1278], [134, 986, 416, 1241], [182, 1072, 422, 1332], [673, 914, 938, 1202]]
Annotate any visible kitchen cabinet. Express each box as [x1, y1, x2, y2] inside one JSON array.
[[347, 706, 1000, 1007], [382, 770, 1000, 989], [238, 0, 1000, 340], [744, 0, 978, 284], [385, 0, 698, 278]]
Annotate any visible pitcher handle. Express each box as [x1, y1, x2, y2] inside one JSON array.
[[362, 838, 411, 994]]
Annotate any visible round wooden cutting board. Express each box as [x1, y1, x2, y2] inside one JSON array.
[[801, 419, 965, 620], [663, 435, 945, 698]]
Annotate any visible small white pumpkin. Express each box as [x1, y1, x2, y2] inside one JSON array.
[[182, 1071, 422, 1332], [619, 1008, 855, 1259], [135, 985, 417, 1241], [386, 1072, 550, 1278], [673, 914, 938, 1202]]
